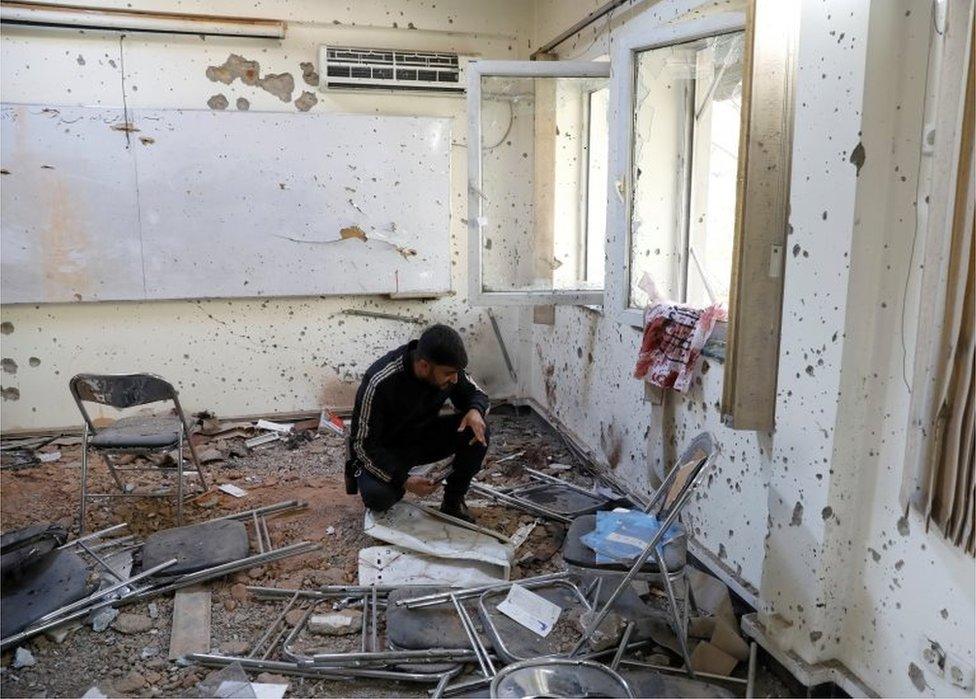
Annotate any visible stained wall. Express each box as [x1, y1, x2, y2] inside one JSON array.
[[0, 0, 534, 428]]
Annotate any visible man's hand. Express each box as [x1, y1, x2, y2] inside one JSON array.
[[404, 475, 439, 497], [458, 408, 487, 446]]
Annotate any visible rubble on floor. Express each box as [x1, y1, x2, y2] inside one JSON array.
[[0, 407, 795, 698]]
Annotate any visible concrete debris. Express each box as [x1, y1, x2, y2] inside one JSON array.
[[12, 647, 36, 668], [147, 602, 159, 619], [89, 606, 119, 632], [690, 640, 737, 676], [114, 670, 146, 694], [575, 609, 626, 652], [308, 609, 363, 636], [112, 612, 153, 634], [140, 645, 160, 659]]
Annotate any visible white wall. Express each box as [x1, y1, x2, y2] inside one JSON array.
[[0, 0, 533, 429], [530, 0, 975, 696]]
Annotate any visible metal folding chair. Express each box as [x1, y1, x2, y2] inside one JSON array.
[[70, 373, 207, 533], [563, 432, 720, 675]]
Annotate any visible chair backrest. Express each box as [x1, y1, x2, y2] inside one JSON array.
[[69, 373, 180, 432], [645, 432, 719, 520]]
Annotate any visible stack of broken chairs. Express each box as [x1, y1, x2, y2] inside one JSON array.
[[0, 501, 319, 651], [187, 431, 759, 698]]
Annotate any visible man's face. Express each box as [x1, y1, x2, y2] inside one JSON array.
[[419, 360, 460, 390]]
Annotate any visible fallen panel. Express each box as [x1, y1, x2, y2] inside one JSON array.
[[142, 519, 250, 576], [0, 550, 90, 638], [168, 585, 212, 659], [358, 546, 504, 587], [364, 502, 511, 579]]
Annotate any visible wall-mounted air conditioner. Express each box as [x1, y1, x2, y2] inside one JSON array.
[[318, 46, 467, 95]]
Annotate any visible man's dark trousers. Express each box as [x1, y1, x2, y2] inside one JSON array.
[[356, 412, 489, 511]]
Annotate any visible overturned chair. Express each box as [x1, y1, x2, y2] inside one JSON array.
[[70, 373, 208, 532], [560, 431, 719, 673]]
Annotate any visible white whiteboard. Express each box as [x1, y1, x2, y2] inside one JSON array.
[[0, 104, 452, 303]]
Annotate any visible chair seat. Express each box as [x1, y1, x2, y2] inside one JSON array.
[[561, 514, 686, 574], [89, 415, 182, 449], [142, 519, 250, 576]]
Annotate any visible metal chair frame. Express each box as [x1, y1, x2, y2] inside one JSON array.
[[69, 373, 206, 533], [566, 432, 720, 677]]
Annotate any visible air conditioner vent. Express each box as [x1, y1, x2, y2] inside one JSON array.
[[318, 45, 465, 95]]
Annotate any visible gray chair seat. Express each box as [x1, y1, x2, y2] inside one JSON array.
[[142, 519, 250, 576], [89, 415, 182, 449], [562, 514, 687, 574]]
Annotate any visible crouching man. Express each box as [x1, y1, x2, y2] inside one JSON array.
[[344, 324, 489, 523]]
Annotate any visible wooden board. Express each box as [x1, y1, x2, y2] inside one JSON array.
[[168, 585, 212, 660]]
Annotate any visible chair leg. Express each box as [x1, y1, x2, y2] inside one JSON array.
[[79, 424, 89, 535], [657, 549, 694, 677], [185, 432, 208, 493], [176, 431, 184, 526], [104, 453, 126, 492]]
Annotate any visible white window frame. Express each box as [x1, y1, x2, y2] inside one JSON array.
[[467, 59, 611, 307], [607, 13, 747, 329]]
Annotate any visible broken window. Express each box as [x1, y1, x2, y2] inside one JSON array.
[[628, 32, 745, 310], [467, 61, 610, 305]]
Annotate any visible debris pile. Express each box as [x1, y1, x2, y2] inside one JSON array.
[[0, 407, 780, 698]]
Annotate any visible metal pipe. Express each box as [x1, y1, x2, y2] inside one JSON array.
[[531, 0, 628, 58], [431, 670, 453, 699], [451, 594, 490, 677], [523, 468, 602, 499], [610, 622, 636, 670], [34, 557, 177, 624], [469, 482, 572, 523], [486, 309, 517, 382], [370, 586, 378, 652], [260, 515, 273, 551], [77, 540, 127, 582], [128, 542, 320, 600], [212, 500, 307, 523], [249, 584, 440, 600], [406, 502, 511, 543], [619, 659, 748, 685], [308, 647, 479, 666], [249, 592, 300, 658], [252, 512, 265, 554], [189, 653, 461, 683], [746, 641, 757, 698], [397, 572, 570, 608], [57, 523, 128, 550], [87, 534, 138, 552]]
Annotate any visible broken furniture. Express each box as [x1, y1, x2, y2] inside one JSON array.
[[70, 373, 208, 531], [469, 467, 615, 524], [566, 432, 719, 675], [490, 657, 635, 698], [0, 501, 319, 650], [0, 524, 91, 639]]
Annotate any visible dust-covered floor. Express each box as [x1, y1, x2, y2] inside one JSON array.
[[0, 407, 797, 698]]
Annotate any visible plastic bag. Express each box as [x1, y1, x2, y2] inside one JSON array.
[[580, 509, 681, 564]]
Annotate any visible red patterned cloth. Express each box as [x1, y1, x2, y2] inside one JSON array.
[[634, 302, 726, 392]]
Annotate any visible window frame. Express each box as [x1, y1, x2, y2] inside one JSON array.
[[466, 59, 611, 307], [582, 85, 610, 289], [608, 14, 747, 329]]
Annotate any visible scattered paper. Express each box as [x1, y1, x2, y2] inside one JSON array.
[[245, 433, 280, 449], [496, 583, 562, 638], [216, 681, 287, 699], [509, 520, 540, 550], [218, 483, 247, 498], [255, 419, 293, 433], [38, 450, 62, 463]]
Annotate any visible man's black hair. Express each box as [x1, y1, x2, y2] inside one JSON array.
[[416, 324, 468, 369]]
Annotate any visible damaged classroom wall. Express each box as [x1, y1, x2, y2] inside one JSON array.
[[0, 0, 532, 430], [527, 0, 975, 697]]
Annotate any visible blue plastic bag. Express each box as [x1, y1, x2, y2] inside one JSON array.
[[580, 509, 681, 564]]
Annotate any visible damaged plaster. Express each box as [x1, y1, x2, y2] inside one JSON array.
[[294, 90, 318, 112], [205, 54, 295, 102], [206, 93, 228, 110]]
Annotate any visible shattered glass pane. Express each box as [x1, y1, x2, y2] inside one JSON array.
[[479, 74, 609, 294], [629, 31, 744, 309]]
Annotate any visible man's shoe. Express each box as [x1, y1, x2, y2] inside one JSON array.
[[440, 497, 475, 524]]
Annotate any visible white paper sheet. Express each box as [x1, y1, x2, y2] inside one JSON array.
[[496, 583, 562, 638], [364, 501, 512, 578], [358, 545, 503, 587]]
